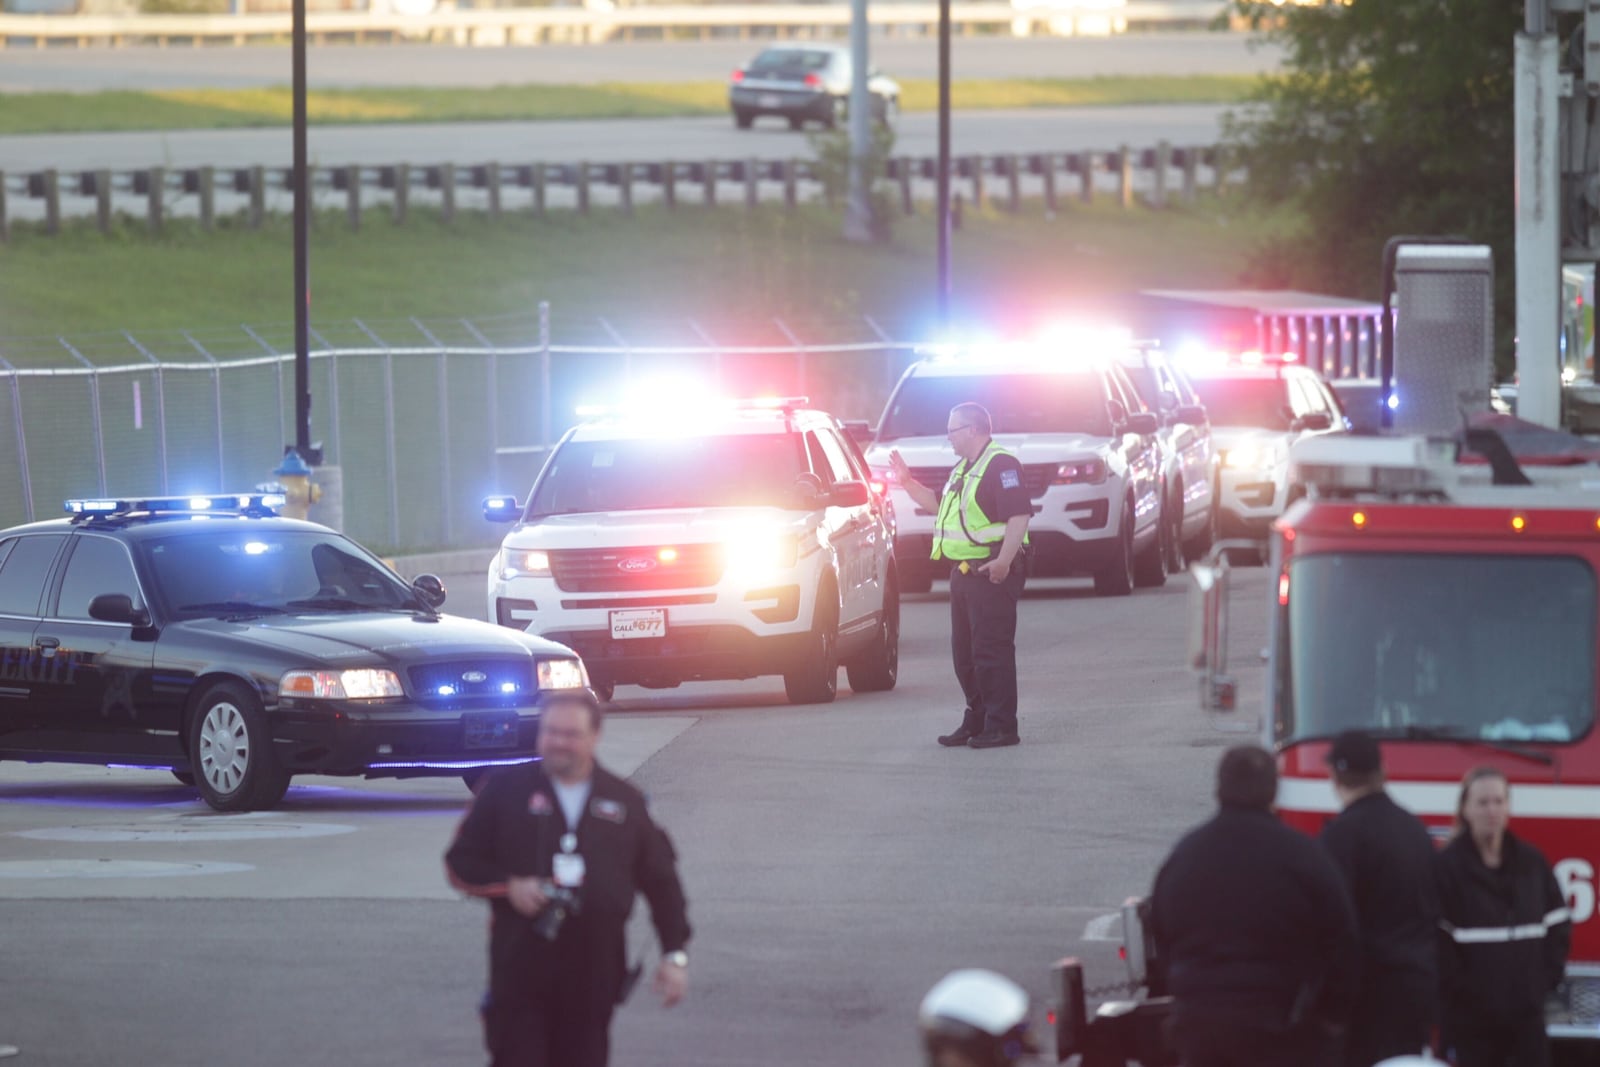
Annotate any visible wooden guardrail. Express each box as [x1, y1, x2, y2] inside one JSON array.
[[0, 143, 1237, 238], [0, 2, 1227, 48]]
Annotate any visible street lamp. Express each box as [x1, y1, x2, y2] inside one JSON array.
[[291, 0, 313, 461], [936, 0, 952, 329]]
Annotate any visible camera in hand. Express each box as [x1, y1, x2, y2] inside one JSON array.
[[531, 884, 582, 941]]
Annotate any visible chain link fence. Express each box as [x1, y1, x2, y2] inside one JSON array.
[[0, 305, 923, 553]]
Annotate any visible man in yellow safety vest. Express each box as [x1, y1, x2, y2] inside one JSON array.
[[889, 402, 1032, 748]]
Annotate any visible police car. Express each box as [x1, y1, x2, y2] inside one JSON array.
[[0, 495, 590, 811], [861, 344, 1166, 596], [483, 398, 899, 705], [1180, 353, 1350, 542]]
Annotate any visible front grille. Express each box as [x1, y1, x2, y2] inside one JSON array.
[[407, 660, 534, 701], [1559, 973, 1600, 1028], [549, 544, 724, 593], [909, 463, 1060, 500], [560, 594, 716, 610]]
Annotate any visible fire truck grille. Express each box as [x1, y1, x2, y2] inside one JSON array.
[[549, 545, 724, 592], [1564, 973, 1600, 1028], [907, 464, 1058, 500]]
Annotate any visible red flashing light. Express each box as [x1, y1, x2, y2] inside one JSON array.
[[803, 73, 823, 88], [868, 478, 888, 497], [732, 70, 745, 82], [1278, 572, 1290, 606]]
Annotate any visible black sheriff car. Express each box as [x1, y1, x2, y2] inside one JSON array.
[[0, 495, 591, 811]]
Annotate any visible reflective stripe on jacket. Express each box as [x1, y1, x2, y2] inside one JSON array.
[[931, 442, 1025, 561]]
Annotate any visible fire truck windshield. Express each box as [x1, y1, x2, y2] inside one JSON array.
[[1276, 552, 1597, 747]]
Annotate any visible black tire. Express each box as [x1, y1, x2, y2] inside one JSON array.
[[186, 680, 290, 812], [1162, 484, 1186, 575], [845, 574, 899, 693], [171, 771, 195, 787], [1133, 495, 1167, 589], [1094, 499, 1136, 597], [822, 97, 845, 129], [788, 115, 805, 131], [462, 768, 490, 795], [590, 678, 615, 704], [784, 581, 840, 704], [733, 109, 754, 130]]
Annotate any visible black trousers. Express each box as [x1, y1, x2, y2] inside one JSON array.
[[1443, 1015, 1550, 1067], [949, 558, 1024, 736], [481, 984, 615, 1067], [1170, 1015, 1337, 1067], [1341, 978, 1435, 1067]]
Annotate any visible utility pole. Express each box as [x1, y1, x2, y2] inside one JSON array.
[[1514, 0, 1561, 427], [844, 0, 873, 243], [936, 0, 952, 328], [291, 0, 313, 459]]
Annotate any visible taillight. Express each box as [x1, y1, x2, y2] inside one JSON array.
[[732, 69, 745, 83], [803, 73, 823, 88], [1052, 459, 1107, 486]]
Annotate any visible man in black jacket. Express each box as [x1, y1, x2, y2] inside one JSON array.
[[1150, 745, 1358, 1067], [1318, 730, 1440, 1066], [445, 690, 691, 1067]]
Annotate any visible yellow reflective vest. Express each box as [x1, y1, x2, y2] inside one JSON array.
[[931, 441, 1029, 561]]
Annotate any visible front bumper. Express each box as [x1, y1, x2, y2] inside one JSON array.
[[1216, 465, 1288, 537], [540, 625, 817, 685], [270, 701, 548, 777], [888, 483, 1123, 579]]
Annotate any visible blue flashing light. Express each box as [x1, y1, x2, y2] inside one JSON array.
[[367, 757, 539, 771], [1386, 392, 1400, 411], [63, 494, 284, 519], [436, 684, 457, 697], [500, 682, 518, 694]]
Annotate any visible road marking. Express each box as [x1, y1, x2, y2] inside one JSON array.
[[0, 860, 254, 880], [13, 814, 357, 843]]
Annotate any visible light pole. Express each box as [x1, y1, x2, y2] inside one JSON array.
[[291, 0, 313, 459], [936, 0, 952, 329], [844, 0, 873, 243]]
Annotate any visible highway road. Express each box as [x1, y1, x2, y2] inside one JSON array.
[[0, 566, 1272, 1066], [0, 33, 1284, 93]]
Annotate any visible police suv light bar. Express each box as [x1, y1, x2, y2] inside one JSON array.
[[64, 494, 286, 518], [575, 396, 811, 419]]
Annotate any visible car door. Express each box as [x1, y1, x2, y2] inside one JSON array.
[[0, 533, 68, 751], [34, 533, 160, 760], [1160, 361, 1217, 535], [804, 429, 866, 627], [1107, 367, 1162, 541], [816, 426, 877, 630]]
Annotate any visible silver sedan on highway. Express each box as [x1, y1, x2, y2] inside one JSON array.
[[728, 44, 901, 131]]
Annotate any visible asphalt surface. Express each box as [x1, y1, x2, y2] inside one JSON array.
[[0, 33, 1284, 93], [0, 564, 1273, 1066]]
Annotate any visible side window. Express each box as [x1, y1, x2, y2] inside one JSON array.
[[1107, 367, 1144, 413], [0, 535, 66, 617], [56, 536, 142, 620], [815, 430, 859, 485], [804, 432, 836, 487], [1286, 377, 1317, 418]]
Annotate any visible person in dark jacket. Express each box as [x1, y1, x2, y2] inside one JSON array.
[[1318, 730, 1441, 1066], [1150, 744, 1359, 1067], [445, 690, 691, 1067], [1434, 767, 1571, 1067]]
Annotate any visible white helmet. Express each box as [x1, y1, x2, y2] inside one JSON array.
[[918, 969, 1039, 1066]]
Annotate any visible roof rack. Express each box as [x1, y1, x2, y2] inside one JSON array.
[[64, 494, 286, 522]]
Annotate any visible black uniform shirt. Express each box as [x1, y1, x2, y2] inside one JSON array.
[[953, 443, 1032, 526]]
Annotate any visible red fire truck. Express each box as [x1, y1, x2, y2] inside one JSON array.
[[1189, 425, 1600, 1051]]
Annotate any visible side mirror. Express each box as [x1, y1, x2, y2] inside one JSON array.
[[1170, 404, 1208, 427], [412, 573, 447, 610], [89, 593, 150, 627], [828, 481, 870, 507], [1125, 412, 1161, 436], [1291, 412, 1334, 432], [482, 495, 521, 523], [841, 420, 875, 446]]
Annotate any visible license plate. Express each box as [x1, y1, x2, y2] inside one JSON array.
[[758, 93, 783, 108], [610, 608, 666, 640], [463, 712, 519, 749]]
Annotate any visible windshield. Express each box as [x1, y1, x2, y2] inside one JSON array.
[[528, 434, 807, 515], [750, 49, 832, 73], [1188, 376, 1291, 430], [140, 530, 418, 617], [878, 372, 1111, 440], [1277, 553, 1596, 745]]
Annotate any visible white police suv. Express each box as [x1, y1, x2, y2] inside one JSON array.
[[483, 399, 899, 705], [861, 345, 1166, 597], [1180, 354, 1350, 542]]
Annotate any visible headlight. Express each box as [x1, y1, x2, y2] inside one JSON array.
[[280, 668, 404, 700], [1222, 443, 1284, 470], [500, 547, 551, 581], [725, 533, 800, 579], [1050, 458, 1108, 485], [537, 658, 589, 691]]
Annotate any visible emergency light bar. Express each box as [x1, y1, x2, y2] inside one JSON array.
[[575, 396, 812, 419], [1289, 436, 1450, 497], [64, 494, 287, 519]]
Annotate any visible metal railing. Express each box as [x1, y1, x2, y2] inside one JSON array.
[[0, 308, 923, 552], [0, 3, 1228, 48], [0, 143, 1237, 235]]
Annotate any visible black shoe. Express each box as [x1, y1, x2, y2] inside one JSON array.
[[968, 732, 1020, 749], [937, 728, 975, 747]]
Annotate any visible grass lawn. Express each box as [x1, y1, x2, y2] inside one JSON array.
[[0, 195, 1296, 350], [0, 74, 1259, 135]]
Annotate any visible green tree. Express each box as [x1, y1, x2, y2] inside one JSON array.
[[1223, 0, 1523, 363]]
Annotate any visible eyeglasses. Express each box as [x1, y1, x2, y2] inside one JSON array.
[[945, 424, 977, 437]]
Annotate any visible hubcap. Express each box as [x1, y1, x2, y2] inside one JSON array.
[[198, 702, 250, 795]]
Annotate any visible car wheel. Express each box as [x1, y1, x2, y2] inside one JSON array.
[[1133, 496, 1167, 589], [187, 680, 290, 812], [845, 573, 899, 693], [823, 97, 845, 130], [1162, 484, 1186, 574], [590, 678, 615, 704], [784, 580, 840, 704], [733, 109, 754, 130], [463, 768, 490, 795], [1093, 499, 1136, 597], [171, 771, 195, 788], [788, 115, 806, 131]]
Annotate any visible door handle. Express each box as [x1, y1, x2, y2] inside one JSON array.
[[35, 635, 60, 659]]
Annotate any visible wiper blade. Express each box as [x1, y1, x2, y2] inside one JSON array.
[[285, 597, 367, 611], [1360, 725, 1556, 767], [177, 601, 286, 617]]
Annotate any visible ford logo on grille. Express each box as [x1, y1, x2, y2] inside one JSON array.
[[618, 557, 657, 574], [461, 671, 488, 684]]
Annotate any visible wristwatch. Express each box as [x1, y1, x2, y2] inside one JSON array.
[[664, 950, 689, 968]]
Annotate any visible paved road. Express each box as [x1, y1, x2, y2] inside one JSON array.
[[0, 33, 1284, 93], [0, 103, 1231, 171], [0, 566, 1272, 1066]]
